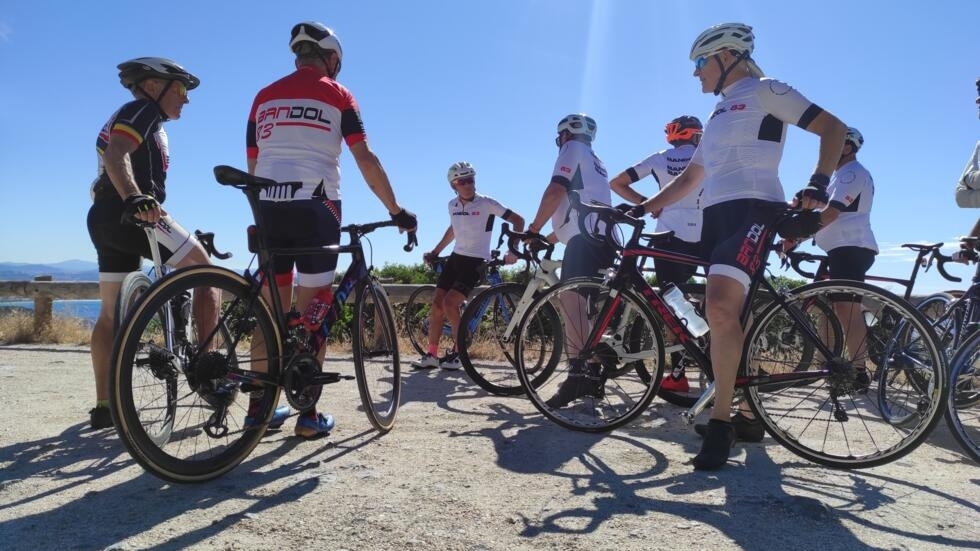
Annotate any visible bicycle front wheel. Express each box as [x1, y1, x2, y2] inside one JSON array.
[[744, 280, 947, 469], [515, 277, 664, 432], [458, 283, 562, 396], [353, 278, 401, 432], [945, 330, 980, 463], [917, 292, 967, 360], [110, 266, 283, 483]]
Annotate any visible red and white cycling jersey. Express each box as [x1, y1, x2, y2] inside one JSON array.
[[447, 193, 512, 260], [246, 66, 366, 202], [626, 143, 701, 243], [814, 159, 878, 253], [693, 77, 821, 209]]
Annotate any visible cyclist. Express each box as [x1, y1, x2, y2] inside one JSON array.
[[955, 77, 980, 244], [246, 21, 418, 439], [781, 126, 878, 372], [526, 113, 615, 408], [610, 115, 704, 393], [411, 162, 525, 370], [631, 23, 846, 470], [86, 57, 219, 430]]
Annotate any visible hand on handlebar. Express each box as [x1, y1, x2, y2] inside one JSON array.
[[390, 208, 418, 232], [121, 194, 163, 225], [614, 203, 646, 219]]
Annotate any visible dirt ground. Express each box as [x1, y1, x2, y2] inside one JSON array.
[[0, 343, 977, 550]]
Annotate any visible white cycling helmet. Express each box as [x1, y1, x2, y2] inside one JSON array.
[[290, 22, 343, 76], [447, 161, 476, 183], [845, 127, 864, 151], [556, 113, 597, 143], [690, 22, 764, 78], [118, 57, 200, 91]]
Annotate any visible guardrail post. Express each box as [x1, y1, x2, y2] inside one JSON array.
[[33, 275, 53, 336]]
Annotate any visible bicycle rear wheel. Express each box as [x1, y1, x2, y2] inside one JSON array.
[[115, 271, 152, 332], [403, 285, 453, 357], [110, 266, 282, 483], [515, 277, 664, 432], [353, 279, 401, 432], [945, 330, 980, 463], [916, 292, 967, 360], [458, 283, 562, 396], [744, 280, 947, 469]]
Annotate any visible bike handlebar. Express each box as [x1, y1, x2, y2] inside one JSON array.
[[498, 222, 555, 264], [569, 191, 644, 250], [194, 230, 233, 260]]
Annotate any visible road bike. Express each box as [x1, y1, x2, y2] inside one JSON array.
[[513, 195, 948, 468], [456, 224, 563, 396], [108, 165, 415, 483]]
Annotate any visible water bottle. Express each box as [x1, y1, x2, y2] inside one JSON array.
[[302, 288, 335, 351], [662, 284, 709, 338]]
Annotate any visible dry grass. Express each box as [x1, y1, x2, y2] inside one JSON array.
[[0, 311, 91, 345]]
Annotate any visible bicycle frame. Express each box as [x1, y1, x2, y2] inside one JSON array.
[[572, 202, 841, 422]]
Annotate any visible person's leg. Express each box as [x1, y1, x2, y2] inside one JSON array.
[[172, 244, 218, 349], [91, 280, 122, 403]]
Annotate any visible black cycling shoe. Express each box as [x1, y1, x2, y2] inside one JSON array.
[[694, 411, 765, 442], [692, 419, 736, 471], [544, 361, 603, 408], [89, 406, 113, 430]]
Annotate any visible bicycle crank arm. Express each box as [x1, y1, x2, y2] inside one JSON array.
[[680, 382, 716, 424], [309, 372, 355, 385]]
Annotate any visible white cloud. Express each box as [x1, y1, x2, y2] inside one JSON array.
[[0, 21, 11, 42]]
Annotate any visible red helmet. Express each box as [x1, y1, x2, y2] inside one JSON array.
[[664, 115, 703, 146]]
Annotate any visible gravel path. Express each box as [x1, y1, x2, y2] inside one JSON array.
[[0, 344, 977, 550]]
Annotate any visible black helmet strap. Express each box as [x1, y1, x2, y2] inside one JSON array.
[[712, 50, 750, 96]]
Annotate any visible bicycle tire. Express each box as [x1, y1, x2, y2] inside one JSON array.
[[743, 280, 947, 469], [115, 271, 152, 333], [403, 285, 454, 357], [110, 265, 283, 483], [353, 278, 401, 432], [458, 283, 562, 396], [945, 330, 980, 463], [515, 277, 664, 432]]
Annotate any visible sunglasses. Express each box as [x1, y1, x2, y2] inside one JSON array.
[[454, 178, 475, 186], [694, 55, 711, 70], [169, 80, 188, 99]]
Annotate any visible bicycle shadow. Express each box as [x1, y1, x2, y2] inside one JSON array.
[[0, 420, 382, 550], [446, 406, 979, 549]]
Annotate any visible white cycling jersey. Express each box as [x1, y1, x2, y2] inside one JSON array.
[[814, 159, 878, 253], [627, 143, 701, 242], [448, 193, 512, 260], [551, 140, 612, 245], [246, 66, 366, 202], [955, 141, 980, 208], [693, 77, 820, 208]]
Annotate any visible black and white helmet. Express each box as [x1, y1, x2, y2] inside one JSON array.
[[557, 113, 597, 143], [447, 161, 476, 183], [118, 57, 200, 91], [845, 127, 864, 151], [290, 22, 342, 59]]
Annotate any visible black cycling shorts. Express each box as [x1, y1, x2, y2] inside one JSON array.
[[826, 246, 876, 281], [649, 235, 701, 288], [561, 234, 616, 281], [700, 199, 783, 288], [259, 199, 342, 287], [436, 253, 484, 296]]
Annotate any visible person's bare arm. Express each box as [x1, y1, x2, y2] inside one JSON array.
[[528, 181, 565, 233], [641, 162, 704, 215], [610, 171, 646, 204], [503, 211, 525, 233], [798, 111, 846, 210], [350, 140, 403, 215]]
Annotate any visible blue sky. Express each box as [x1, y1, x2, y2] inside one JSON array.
[[0, 1, 977, 295]]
